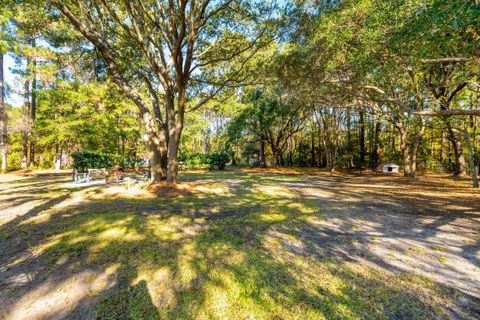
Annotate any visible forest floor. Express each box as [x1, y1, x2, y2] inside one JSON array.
[[0, 169, 479, 319]]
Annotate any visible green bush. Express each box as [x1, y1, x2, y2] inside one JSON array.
[[207, 152, 229, 170], [71, 151, 114, 172], [179, 152, 229, 170], [119, 157, 148, 168], [179, 153, 210, 170]]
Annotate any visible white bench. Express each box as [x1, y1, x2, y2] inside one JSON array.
[[73, 168, 107, 183]]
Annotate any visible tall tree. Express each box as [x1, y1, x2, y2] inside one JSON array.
[[49, 0, 274, 182], [0, 21, 6, 172]]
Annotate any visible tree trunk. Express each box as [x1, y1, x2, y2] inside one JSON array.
[[141, 109, 167, 183], [54, 145, 61, 171], [464, 123, 479, 188], [402, 149, 411, 176], [440, 131, 446, 168], [287, 136, 293, 166], [0, 46, 7, 173], [29, 39, 37, 167], [359, 111, 366, 167], [167, 135, 180, 182], [346, 111, 353, 170], [409, 145, 419, 177], [372, 120, 381, 168], [272, 145, 280, 168], [323, 137, 330, 169], [391, 124, 396, 153], [22, 57, 32, 169], [150, 145, 164, 183], [29, 143, 35, 167], [445, 119, 467, 176], [259, 136, 266, 168], [310, 130, 315, 168], [166, 90, 184, 183], [397, 124, 412, 176]]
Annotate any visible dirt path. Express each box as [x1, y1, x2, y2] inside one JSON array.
[[275, 174, 480, 300], [0, 171, 479, 319]]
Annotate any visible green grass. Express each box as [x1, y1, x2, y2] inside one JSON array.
[[1, 171, 458, 319], [408, 246, 426, 253], [431, 246, 446, 252]]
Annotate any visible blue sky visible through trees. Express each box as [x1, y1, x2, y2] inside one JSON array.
[[4, 52, 22, 107]]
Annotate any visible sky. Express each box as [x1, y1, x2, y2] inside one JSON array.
[[4, 52, 23, 108], [3, 0, 289, 109]]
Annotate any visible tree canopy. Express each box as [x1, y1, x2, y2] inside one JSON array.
[[0, 0, 478, 184]]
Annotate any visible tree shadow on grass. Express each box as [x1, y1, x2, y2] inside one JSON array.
[[0, 171, 478, 319]]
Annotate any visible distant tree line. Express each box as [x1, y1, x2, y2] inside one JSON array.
[[0, 0, 478, 187]]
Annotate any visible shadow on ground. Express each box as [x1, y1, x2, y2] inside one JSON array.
[[0, 170, 479, 319]]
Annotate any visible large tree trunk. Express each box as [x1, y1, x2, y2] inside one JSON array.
[[0, 47, 7, 173], [167, 135, 181, 182], [398, 118, 425, 177], [141, 110, 167, 183], [150, 147, 164, 183], [397, 124, 412, 176], [408, 118, 425, 177], [402, 149, 412, 176], [271, 144, 281, 168], [166, 90, 184, 183], [445, 120, 467, 176]]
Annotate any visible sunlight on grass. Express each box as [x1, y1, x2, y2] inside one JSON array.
[[259, 213, 287, 222], [258, 185, 297, 198], [1, 171, 467, 319], [98, 227, 144, 242]]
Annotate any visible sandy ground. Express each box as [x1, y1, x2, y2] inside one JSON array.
[[0, 169, 479, 319]]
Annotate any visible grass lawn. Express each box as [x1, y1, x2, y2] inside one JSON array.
[[0, 169, 479, 319]]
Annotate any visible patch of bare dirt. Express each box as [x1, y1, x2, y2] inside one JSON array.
[[147, 182, 206, 197]]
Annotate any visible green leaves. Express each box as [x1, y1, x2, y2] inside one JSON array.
[[35, 81, 141, 157]]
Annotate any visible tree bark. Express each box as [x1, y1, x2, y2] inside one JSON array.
[[440, 131, 446, 167], [445, 119, 467, 176], [0, 46, 7, 173], [310, 131, 315, 167], [372, 120, 381, 168], [346, 110, 353, 170], [409, 118, 425, 177], [54, 145, 61, 171], [142, 112, 167, 183], [397, 123, 412, 177], [359, 111, 366, 167], [21, 57, 31, 170], [166, 90, 184, 183], [29, 39, 37, 167], [259, 136, 266, 168], [464, 123, 479, 188]]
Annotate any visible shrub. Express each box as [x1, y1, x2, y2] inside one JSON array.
[[119, 157, 148, 168], [207, 152, 229, 170], [71, 151, 114, 172], [179, 152, 230, 170], [179, 153, 210, 170]]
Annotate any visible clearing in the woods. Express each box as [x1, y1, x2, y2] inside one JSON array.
[[0, 169, 479, 319]]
